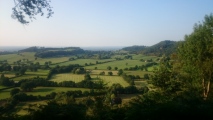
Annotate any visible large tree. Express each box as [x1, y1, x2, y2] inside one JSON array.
[[178, 13, 213, 99], [151, 55, 182, 94], [12, 0, 54, 24]]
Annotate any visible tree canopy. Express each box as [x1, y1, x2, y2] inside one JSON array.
[[12, 0, 54, 24], [178, 13, 213, 99]]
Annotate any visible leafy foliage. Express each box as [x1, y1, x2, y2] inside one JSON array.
[[12, 0, 54, 24], [151, 56, 182, 94], [178, 13, 213, 99]]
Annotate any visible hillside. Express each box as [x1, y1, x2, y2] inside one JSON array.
[[121, 40, 181, 56], [19, 46, 85, 58]]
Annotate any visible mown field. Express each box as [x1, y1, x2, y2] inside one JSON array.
[[94, 75, 129, 87], [50, 73, 129, 87], [51, 74, 85, 83]]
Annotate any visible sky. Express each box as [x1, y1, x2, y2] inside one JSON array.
[[0, 0, 213, 47]]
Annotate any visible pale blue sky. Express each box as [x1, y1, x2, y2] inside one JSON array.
[[0, 0, 213, 47]]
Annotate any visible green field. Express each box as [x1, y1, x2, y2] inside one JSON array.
[[0, 73, 15, 78], [51, 59, 114, 67], [90, 70, 118, 75], [0, 87, 14, 99], [0, 87, 90, 100], [12, 69, 49, 82], [26, 87, 90, 96], [12, 75, 47, 81], [0, 85, 8, 89], [15, 100, 47, 116], [35, 57, 70, 65], [0, 52, 157, 100], [50, 73, 129, 87], [93, 75, 129, 87], [84, 59, 146, 70], [0, 52, 36, 64], [134, 81, 148, 88], [51, 73, 85, 83], [25, 69, 49, 76], [125, 71, 153, 78], [0, 52, 71, 65]]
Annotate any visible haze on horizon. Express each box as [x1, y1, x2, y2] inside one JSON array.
[[0, 0, 213, 47]]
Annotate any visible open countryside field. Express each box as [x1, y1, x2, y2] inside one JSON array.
[[50, 73, 129, 87], [12, 69, 49, 82], [35, 56, 70, 65], [92, 75, 129, 87], [125, 71, 153, 78], [0, 73, 15, 78], [111, 54, 159, 61], [90, 70, 118, 75], [85, 59, 146, 70], [25, 69, 49, 76], [26, 87, 90, 96], [15, 93, 140, 116], [15, 100, 47, 116], [130, 54, 159, 61], [0, 52, 36, 64], [0, 85, 8, 89], [51, 58, 114, 67], [0, 87, 14, 99], [0, 87, 90, 100], [12, 75, 47, 81], [134, 81, 149, 88], [0, 52, 72, 66], [51, 73, 85, 83]]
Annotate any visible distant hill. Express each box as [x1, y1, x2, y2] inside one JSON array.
[[19, 46, 85, 58], [121, 40, 181, 56], [19, 46, 40, 52], [121, 45, 147, 52]]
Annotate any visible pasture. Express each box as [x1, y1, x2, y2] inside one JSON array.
[[12, 69, 49, 82], [84, 59, 146, 70], [0, 87, 90, 100], [50, 73, 129, 87], [12, 75, 47, 81], [35, 57, 69, 65], [0, 52, 35, 64], [0, 52, 157, 101], [0, 87, 14, 99], [125, 71, 153, 78], [26, 87, 90, 96], [0, 73, 15, 78], [52, 58, 114, 67], [51, 73, 85, 83], [15, 100, 47, 116], [93, 75, 129, 87], [89, 70, 118, 75]]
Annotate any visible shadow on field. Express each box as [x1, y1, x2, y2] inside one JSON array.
[[33, 88, 54, 92], [50, 75, 57, 79]]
